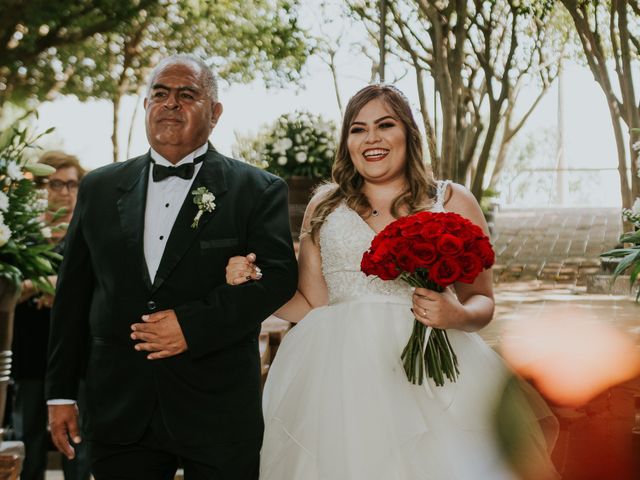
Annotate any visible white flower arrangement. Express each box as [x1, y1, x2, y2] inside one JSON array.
[[191, 186, 216, 228], [234, 111, 338, 180], [0, 123, 59, 292], [622, 197, 640, 227], [0, 191, 8, 211], [0, 223, 10, 248], [6, 161, 23, 181]]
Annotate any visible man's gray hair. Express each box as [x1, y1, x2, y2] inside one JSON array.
[[146, 54, 219, 101]]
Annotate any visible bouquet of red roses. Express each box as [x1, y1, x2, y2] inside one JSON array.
[[361, 211, 494, 386]]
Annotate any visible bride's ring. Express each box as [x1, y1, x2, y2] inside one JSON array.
[[421, 308, 427, 316]]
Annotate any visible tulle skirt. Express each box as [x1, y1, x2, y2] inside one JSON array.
[[260, 294, 558, 480]]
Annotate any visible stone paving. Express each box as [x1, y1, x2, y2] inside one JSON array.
[[491, 207, 622, 286], [487, 207, 638, 479]]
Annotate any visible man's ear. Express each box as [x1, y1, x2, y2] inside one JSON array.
[[211, 102, 223, 129]]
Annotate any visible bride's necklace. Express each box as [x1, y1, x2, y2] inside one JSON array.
[[367, 187, 406, 218]]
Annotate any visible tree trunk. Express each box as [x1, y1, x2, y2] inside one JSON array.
[[489, 134, 511, 190], [111, 92, 122, 163], [412, 60, 437, 166], [328, 53, 343, 116], [440, 110, 457, 181], [471, 112, 500, 199], [126, 90, 143, 159], [609, 105, 632, 208]]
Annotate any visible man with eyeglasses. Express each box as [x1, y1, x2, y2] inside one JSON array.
[[11, 151, 91, 480], [40, 156, 81, 239]]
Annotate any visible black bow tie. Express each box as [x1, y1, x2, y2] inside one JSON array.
[[151, 154, 206, 182]]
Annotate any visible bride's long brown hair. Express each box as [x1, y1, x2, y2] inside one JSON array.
[[307, 84, 437, 242]]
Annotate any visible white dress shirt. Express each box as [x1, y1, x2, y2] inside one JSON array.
[[48, 142, 208, 405], [144, 142, 207, 282]]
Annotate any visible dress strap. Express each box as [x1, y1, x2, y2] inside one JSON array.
[[435, 180, 452, 208]]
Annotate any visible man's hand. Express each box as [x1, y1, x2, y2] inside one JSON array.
[[48, 404, 81, 460], [226, 253, 262, 285], [130, 309, 188, 359]]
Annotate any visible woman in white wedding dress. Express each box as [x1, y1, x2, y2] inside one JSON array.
[[227, 84, 558, 480]]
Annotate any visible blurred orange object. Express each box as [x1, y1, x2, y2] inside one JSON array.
[[500, 307, 640, 407]]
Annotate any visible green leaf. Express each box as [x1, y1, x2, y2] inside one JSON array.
[[620, 230, 640, 244], [601, 248, 638, 258], [629, 261, 640, 294], [611, 250, 640, 282], [24, 163, 56, 177]]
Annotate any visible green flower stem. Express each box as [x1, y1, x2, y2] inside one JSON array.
[[399, 271, 460, 386]]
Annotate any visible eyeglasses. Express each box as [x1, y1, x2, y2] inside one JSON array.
[[46, 179, 79, 192]]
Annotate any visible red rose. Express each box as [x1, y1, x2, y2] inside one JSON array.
[[440, 214, 465, 233], [376, 255, 401, 280], [471, 239, 495, 268], [467, 223, 485, 238], [396, 250, 420, 273], [361, 251, 400, 280], [455, 227, 477, 247], [396, 241, 437, 273], [400, 218, 426, 238], [390, 236, 412, 253], [413, 240, 438, 265], [457, 252, 484, 283], [436, 234, 464, 256], [361, 252, 376, 275], [420, 221, 446, 238], [428, 257, 462, 287]]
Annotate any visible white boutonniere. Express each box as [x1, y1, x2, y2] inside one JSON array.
[[191, 186, 216, 228]]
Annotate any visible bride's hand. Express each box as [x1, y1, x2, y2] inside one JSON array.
[[225, 253, 262, 285], [411, 287, 467, 329]]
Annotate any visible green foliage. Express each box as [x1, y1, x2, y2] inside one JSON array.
[[234, 111, 337, 180], [0, 120, 62, 292], [601, 201, 640, 301], [1, 0, 313, 108], [513, 0, 558, 17], [0, 0, 160, 105]]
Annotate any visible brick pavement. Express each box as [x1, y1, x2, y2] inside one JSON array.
[[487, 208, 637, 479], [492, 208, 622, 286]]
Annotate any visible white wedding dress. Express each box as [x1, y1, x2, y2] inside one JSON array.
[[260, 181, 557, 480]]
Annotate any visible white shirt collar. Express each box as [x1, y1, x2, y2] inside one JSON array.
[[149, 143, 209, 167]]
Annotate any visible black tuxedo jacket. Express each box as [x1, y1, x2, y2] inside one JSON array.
[[45, 147, 298, 446]]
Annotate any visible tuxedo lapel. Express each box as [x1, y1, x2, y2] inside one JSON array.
[[151, 147, 229, 293], [116, 155, 153, 290]]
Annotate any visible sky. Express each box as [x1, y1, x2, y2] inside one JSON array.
[[32, 4, 625, 208]]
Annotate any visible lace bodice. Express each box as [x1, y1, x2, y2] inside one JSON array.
[[319, 180, 450, 304]]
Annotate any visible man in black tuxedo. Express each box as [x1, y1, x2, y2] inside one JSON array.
[[45, 55, 298, 479]]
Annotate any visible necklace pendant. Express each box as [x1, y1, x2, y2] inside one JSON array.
[[372, 209, 380, 217]]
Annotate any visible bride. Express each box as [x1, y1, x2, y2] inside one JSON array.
[[227, 84, 558, 480]]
